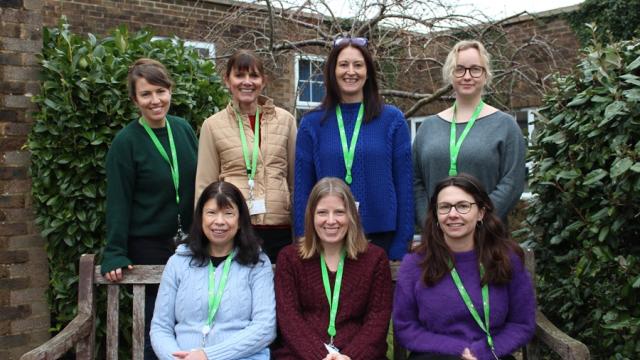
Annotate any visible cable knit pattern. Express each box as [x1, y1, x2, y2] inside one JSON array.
[[294, 103, 414, 259], [412, 111, 526, 225], [151, 245, 276, 360], [393, 250, 536, 360], [274, 244, 392, 360]]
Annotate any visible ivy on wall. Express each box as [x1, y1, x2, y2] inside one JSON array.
[[28, 17, 228, 355], [526, 30, 640, 358], [566, 0, 640, 45]]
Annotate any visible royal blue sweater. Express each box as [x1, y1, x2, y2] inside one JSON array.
[[294, 103, 414, 260]]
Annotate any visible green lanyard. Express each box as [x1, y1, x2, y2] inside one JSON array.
[[336, 104, 364, 185], [138, 117, 180, 205], [320, 249, 346, 344], [450, 263, 496, 355], [449, 100, 484, 176], [206, 250, 235, 329], [236, 108, 260, 190]]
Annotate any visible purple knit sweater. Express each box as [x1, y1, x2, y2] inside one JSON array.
[[393, 249, 536, 360]]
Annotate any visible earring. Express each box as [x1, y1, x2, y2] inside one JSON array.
[[476, 220, 483, 227]]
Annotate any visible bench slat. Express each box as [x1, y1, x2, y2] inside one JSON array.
[[95, 265, 165, 284], [132, 285, 146, 360], [107, 285, 120, 360]]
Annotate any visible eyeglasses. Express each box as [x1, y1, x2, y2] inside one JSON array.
[[333, 36, 368, 48], [436, 201, 477, 214], [453, 65, 485, 78]]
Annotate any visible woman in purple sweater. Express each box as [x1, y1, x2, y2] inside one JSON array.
[[393, 174, 535, 360]]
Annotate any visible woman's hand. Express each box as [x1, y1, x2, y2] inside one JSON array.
[[322, 354, 351, 360], [461, 347, 478, 360], [172, 349, 207, 360], [104, 265, 134, 282]]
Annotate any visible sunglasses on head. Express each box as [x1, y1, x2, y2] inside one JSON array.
[[333, 36, 368, 48]]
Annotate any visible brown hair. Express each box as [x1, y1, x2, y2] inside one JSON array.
[[321, 43, 382, 123], [299, 177, 368, 259], [127, 58, 173, 100], [415, 173, 522, 286], [225, 49, 266, 80]]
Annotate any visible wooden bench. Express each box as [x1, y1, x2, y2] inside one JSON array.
[[21, 249, 589, 360]]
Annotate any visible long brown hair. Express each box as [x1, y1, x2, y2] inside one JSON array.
[[320, 43, 382, 123], [299, 177, 368, 259], [415, 173, 522, 286]]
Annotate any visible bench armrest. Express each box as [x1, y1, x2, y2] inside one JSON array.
[[533, 310, 590, 360], [19, 313, 93, 360]]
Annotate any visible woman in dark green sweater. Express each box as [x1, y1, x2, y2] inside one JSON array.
[[101, 58, 197, 360]]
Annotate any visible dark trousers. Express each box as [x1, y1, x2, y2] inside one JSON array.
[[255, 226, 293, 264], [367, 231, 395, 255], [408, 352, 516, 360], [144, 285, 159, 360]]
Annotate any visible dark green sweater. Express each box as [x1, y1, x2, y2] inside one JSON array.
[[101, 115, 198, 274]]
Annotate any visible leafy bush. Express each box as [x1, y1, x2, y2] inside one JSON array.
[[526, 31, 640, 358], [28, 17, 228, 355]]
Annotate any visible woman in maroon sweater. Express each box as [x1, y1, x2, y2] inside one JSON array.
[[274, 177, 392, 360]]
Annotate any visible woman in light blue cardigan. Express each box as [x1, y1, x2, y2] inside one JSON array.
[[151, 181, 276, 360]]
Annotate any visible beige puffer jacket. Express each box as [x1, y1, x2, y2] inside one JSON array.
[[195, 96, 297, 225]]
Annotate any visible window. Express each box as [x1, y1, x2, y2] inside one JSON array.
[[510, 108, 538, 199], [295, 54, 325, 117], [184, 40, 215, 59], [151, 37, 215, 59], [510, 108, 536, 145], [408, 116, 428, 143]]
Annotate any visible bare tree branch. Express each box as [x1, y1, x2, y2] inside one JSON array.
[[404, 84, 452, 118]]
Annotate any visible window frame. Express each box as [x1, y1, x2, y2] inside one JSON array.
[[151, 36, 216, 59], [294, 53, 326, 111]]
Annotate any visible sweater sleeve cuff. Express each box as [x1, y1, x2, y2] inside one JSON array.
[[100, 255, 132, 275], [470, 338, 492, 360]]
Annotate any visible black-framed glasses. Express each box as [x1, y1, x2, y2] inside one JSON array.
[[453, 65, 485, 78], [437, 201, 477, 215], [333, 36, 368, 48]]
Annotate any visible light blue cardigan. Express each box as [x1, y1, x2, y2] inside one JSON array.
[[150, 244, 276, 360]]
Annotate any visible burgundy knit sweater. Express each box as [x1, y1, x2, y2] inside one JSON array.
[[273, 243, 392, 360]]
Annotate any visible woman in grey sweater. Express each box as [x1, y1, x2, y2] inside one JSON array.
[[413, 40, 526, 225]]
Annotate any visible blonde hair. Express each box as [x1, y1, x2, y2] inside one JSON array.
[[299, 177, 368, 259], [442, 40, 493, 87]]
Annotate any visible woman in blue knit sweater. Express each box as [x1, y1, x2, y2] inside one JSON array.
[[151, 181, 275, 360], [294, 36, 414, 260]]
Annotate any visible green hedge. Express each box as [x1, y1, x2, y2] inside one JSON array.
[[527, 33, 640, 358], [28, 17, 228, 355], [566, 0, 640, 45]]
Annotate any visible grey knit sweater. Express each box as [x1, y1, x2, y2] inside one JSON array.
[[412, 111, 526, 225]]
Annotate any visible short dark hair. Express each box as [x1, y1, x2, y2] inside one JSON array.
[[225, 49, 266, 80], [415, 173, 523, 286], [127, 58, 173, 100], [187, 181, 262, 267], [320, 43, 383, 123]]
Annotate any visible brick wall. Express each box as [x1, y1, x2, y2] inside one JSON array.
[[0, 1, 50, 359], [43, 1, 580, 117], [43, 0, 301, 112]]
